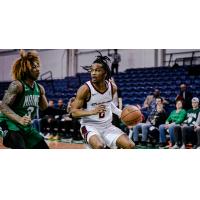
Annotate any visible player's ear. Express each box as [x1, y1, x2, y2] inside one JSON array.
[[103, 71, 107, 79]]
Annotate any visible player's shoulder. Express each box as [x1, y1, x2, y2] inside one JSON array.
[[110, 81, 117, 92], [9, 80, 23, 93], [77, 83, 90, 97], [146, 94, 153, 99], [11, 80, 22, 86], [38, 84, 45, 95], [80, 83, 90, 91], [37, 83, 45, 93]]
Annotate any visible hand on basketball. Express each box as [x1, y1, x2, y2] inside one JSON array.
[[19, 116, 31, 126], [92, 105, 106, 115]]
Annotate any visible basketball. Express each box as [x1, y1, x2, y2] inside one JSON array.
[[121, 105, 142, 126]]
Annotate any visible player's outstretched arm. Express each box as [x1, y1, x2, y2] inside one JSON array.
[[110, 81, 122, 118], [0, 81, 31, 125], [111, 102, 122, 118], [38, 84, 48, 111], [70, 85, 106, 118]]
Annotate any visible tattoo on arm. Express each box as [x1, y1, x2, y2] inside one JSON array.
[[0, 81, 21, 122]]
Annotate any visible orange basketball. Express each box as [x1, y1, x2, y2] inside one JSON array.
[[121, 105, 142, 126]]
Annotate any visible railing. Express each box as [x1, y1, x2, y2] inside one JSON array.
[[40, 70, 53, 80], [164, 50, 200, 67], [40, 71, 55, 93]]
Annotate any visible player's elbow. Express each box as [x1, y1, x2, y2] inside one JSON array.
[[70, 109, 79, 118], [39, 104, 48, 112], [71, 113, 77, 118], [0, 102, 7, 112]]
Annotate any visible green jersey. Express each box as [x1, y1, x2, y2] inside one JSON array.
[[0, 81, 43, 148], [11, 80, 40, 119]]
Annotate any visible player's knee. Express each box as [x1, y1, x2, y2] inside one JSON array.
[[125, 141, 135, 149]]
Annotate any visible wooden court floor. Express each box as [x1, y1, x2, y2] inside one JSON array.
[[0, 138, 86, 149]]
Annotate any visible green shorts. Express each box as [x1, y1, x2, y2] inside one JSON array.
[[0, 116, 43, 148]]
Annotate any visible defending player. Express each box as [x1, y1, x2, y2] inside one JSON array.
[[0, 50, 49, 149]]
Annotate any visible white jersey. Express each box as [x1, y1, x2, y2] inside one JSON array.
[[80, 80, 113, 128]]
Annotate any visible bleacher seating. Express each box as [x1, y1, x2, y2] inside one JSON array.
[[0, 65, 200, 114]]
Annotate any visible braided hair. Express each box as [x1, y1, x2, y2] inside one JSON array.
[[93, 51, 111, 80], [12, 49, 40, 80]]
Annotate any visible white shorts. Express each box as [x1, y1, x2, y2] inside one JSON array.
[[80, 124, 124, 149]]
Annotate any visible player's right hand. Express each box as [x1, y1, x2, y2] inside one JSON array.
[[19, 116, 31, 126], [92, 105, 106, 115], [194, 125, 200, 132]]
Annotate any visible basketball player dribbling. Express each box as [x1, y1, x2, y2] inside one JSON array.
[[0, 50, 49, 149], [70, 52, 135, 149]]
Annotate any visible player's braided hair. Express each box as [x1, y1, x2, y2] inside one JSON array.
[[93, 51, 111, 80], [12, 49, 40, 80]]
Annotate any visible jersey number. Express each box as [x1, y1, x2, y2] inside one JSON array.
[[27, 107, 34, 117], [99, 112, 105, 118]]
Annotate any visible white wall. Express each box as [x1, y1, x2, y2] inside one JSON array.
[[0, 49, 68, 81], [2, 49, 189, 81], [0, 53, 18, 82], [39, 49, 67, 79], [0, 49, 157, 81], [77, 49, 156, 73]]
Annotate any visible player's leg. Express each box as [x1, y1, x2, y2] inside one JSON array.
[[3, 131, 26, 149], [103, 125, 135, 149], [116, 134, 135, 149], [81, 126, 106, 149], [0, 120, 26, 148], [26, 127, 49, 149], [89, 135, 106, 149]]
